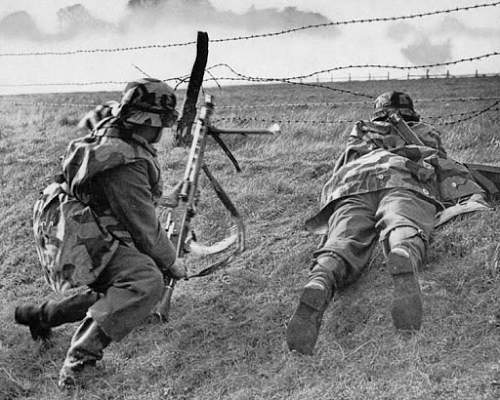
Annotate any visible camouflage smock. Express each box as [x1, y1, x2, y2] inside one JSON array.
[[306, 120, 485, 232], [33, 118, 163, 292]]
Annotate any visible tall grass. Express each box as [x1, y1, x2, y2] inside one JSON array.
[[1, 77, 499, 400]]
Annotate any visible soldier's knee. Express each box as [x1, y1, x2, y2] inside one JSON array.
[[386, 226, 427, 262], [311, 253, 348, 288], [130, 266, 164, 306], [144, 268, 164, 303]]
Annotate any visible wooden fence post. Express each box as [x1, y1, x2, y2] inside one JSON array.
[[175, 31, 209, 146]]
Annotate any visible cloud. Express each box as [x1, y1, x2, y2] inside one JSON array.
[[124, 0, 334, 36], [0, 4, 113, 42], [0, 0, 334, 44], [0, 11, 44, 41], [386, 15, 500, 67], [437, 16, 500, 39], [401, 36, 452, 65], [56, 4, 114, 38], [386, 22, 416, 41]]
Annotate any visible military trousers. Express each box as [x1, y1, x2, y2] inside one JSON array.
[[315, 188, 437, 288], [42, 244, 164, 342]]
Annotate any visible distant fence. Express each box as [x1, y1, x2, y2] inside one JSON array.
[[0, 1, 499, 125], [295, 70, 500, 83]]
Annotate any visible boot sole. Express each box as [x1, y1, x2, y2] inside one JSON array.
[[286, 286, 327, 355], [388, 251, 423, 331]]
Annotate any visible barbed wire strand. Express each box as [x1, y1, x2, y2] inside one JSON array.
[[216, 97, 500, 110], [441, 100, 500, 125], [1, 53, 498, 89], [211, 103, 500, 126], [206, 53, 500, 82], [0, 2, 498, 57], [209, 2, 500, 44], [202, 69, 376, 99], [1, 98, 499, 121]]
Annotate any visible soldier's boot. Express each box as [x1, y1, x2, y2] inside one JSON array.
[[14, 304, 52, 341], [58, 318, 111, 390], [286, 255, 345, 355], [15, 291, 100, 341], [388, 246, 423, 331]]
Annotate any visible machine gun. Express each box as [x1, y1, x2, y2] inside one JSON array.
[[154, 94, 279, 321], [388, 112, 425, 146]]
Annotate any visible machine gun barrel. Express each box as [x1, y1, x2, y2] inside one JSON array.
[[209, 125, 278, 136]]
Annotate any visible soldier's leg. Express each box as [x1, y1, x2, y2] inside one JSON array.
[[15, 291, 101, 341], [58, 245, 164, 388], [376, 188, 437, 331], [287, 193, 379, 354]]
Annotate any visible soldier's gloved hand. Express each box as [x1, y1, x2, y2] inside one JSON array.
[[77, 101, 118, 133], [161, 180, 183, 208], [167, 257, 188, 280]]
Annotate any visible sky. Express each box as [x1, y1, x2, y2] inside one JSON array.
[[0, 0, 498, 94]]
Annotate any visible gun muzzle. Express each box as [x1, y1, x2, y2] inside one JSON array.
[[209, 123, 280, 136]]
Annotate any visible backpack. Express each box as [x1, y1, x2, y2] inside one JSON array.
[[33, 182, 119, 293]]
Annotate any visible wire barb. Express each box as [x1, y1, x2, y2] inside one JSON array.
[[0, 2, 498, 57]]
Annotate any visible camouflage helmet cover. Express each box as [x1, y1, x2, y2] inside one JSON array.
[[119, 78, 179, 128], [371, 91, 420, 122]]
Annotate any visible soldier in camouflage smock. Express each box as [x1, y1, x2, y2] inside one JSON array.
[[286, 91, 488, 355], [15, 78, 186, 388]]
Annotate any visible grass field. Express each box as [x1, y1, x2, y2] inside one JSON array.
[[0, 77, 499, 400]]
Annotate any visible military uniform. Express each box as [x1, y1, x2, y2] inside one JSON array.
[[16, 78, 183, 388], [308, 118, 484, 278], [286, 91, 488, 355]]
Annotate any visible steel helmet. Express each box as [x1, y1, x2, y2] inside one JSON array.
[[371, 91, 420, 122], [118, 78, 178, 128]]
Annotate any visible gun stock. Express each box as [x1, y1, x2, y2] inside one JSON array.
[[388, 112, 425, 146]]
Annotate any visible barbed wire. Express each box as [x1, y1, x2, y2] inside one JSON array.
[[206, 53, 499, 82], [212, 104, 500, 126], [209, 2, 500, 44], [0, 81, 127, 88], [440, 100, 500, 125], [0, 101, 99, 108], [1, 53, 498, 89], [1, 103, 497, 127], [425, 106, 500, 120], [0, 75, 184, 88], [0, 2, 498, 57], [0, 96, 488, 112], [2, 98, 499, 120], [212, 116, 358, 125], [202, 69, 376, 99], [216, 96, 500, 110]]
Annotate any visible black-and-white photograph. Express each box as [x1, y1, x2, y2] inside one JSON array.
[[0, 1, 499, 399]]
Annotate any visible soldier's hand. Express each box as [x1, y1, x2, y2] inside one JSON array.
[[161, 180, 183, 208], [167, 257, 188, 280], [77, 101, 118, 133]]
